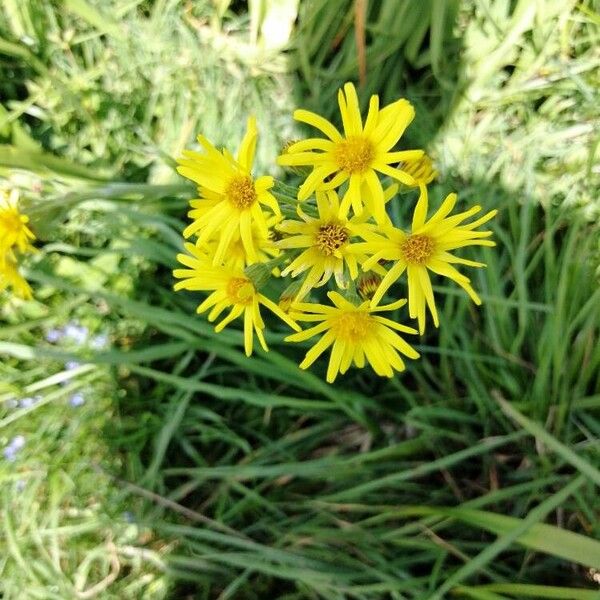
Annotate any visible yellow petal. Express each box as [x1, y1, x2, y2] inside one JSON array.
[[294, 109, 342, 142]]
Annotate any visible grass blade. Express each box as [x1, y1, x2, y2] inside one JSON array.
[[495, 395, 600, 487]]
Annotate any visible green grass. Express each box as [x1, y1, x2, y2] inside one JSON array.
[[1, 0, 599, 598]]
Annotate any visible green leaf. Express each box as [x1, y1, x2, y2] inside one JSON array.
[[447, 505, 600, 569], [404, 486, 600, 575]]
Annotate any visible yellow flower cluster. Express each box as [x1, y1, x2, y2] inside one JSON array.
[[174, 82, 497, 383], [0, 189, 36, 300]]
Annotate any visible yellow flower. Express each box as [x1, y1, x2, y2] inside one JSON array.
[[0, 189, 36, 261], [400, 153, 437, 186], [0, 257, 33, 300], [173, 249, 299, 356], [277, 82, 423, 222], [178, 117, 281, 265], [359, 185, 498, 334], [277, 190, 382, 300], [197, 217, 280, 271], [286, 291, 419, 383]]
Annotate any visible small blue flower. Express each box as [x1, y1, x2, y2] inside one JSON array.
[[19, 397, 35, 409], [3, 445, 17, 462], [91, 333, 109, 349], [46, 328, 64, 343], [3, 435, 26, 462], [64, 323, 89, 345], [4, 398, 18, 409], [15, 479, 26, 492], [69, 393, 85, 407], [65, 361, 81, 371], [11, 435, 25, 450]]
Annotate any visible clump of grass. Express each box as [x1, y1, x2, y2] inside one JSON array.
[[433, 0, 599, 221], [0, 342, 169, 598], [0, 0, 296, 181]]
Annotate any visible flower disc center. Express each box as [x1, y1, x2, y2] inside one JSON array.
[[401, 234, 435, 264], [332, 311, 372, 343], [334, 136, 374, 174], [315, 222, 349, 256], [226, 175, 257, 210], [226, 277, 254, 304]]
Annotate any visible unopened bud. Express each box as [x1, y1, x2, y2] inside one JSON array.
[[278, 279, 304, 312], [280, 139, 309, 176], [244, 262, 272, 290], [357, 271, 382, 301], [399, 153, 437, 186]]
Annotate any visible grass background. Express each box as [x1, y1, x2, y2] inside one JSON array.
[[1, 0, 599, 598]]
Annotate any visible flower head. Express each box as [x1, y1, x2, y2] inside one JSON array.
[[277, 82, 423, 222], [0, 189, 35, 260], [286, 291, 419, 383], [70, 393, 86, 407], [277, 190, 383, 300], [173, 251, 299, 356], [178, 117, 281, 265], [64, 322, 89, 345], [359, 185, 498, 333], [0, 257, 33, 299], [46, 328, 64, 343], [3, 435, 26, 462]]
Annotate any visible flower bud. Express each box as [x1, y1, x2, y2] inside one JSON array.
[[278, 279, 304, 312], [400, 153, 437, 186], [357, 271, 382, 301], [280, 139, 309, 176], [244, 262, 272, 290]]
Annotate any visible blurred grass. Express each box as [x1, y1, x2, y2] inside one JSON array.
[[1, 0, 599, 598]]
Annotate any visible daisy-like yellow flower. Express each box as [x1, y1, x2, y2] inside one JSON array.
[[359, 185, 498, 334], [277, 190, 382, 300], [0, 188, 36, 261], [178, 117, 281, 265], [173, 248, 299, 356], [401, 153, 437, 186], [277, 82, 423, 222], [0, 257, 33, 300], [286, 291, 419, 383], [196, 217, 280, 271]]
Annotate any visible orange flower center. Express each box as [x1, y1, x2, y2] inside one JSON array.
[[332, 311, 373, 343], [315, 222, 349, 255], [401, 234, 435, 264], [226, 175, 257, 210], [334, 136, 374, 174], [226, 277, 255, 305]]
